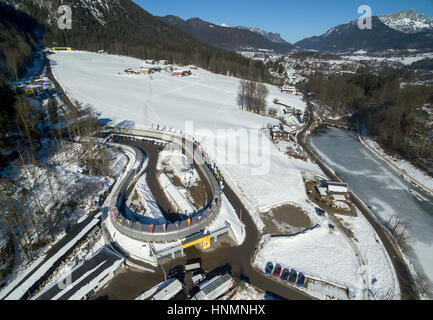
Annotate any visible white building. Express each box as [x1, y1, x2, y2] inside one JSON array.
[[326, 181, 348, 194]]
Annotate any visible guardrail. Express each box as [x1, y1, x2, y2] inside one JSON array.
[[103, 127, 223, 242]]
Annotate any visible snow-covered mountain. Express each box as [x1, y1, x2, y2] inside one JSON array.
[[379, 9, 433, 34], [236, 26, 288, 44], [295, 16, 433, 53]]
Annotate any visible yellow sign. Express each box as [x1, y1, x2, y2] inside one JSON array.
[[181, 235, 211, 249], [201, 236, 211, 249], [52, 47, 72, 51], [24, 88, 34, 94]]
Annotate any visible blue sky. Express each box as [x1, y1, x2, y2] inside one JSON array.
[[133, 0, 433, 43]]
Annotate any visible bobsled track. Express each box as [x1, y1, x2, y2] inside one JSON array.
[[103, 127, 224, 243]]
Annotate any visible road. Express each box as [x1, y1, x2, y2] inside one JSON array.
[[297, 103, 418, 300]]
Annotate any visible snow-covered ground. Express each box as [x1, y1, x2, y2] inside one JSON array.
[[254, 206, 400, 300], [342, 52, 433, 66], [49, 51, 323, 233], [227, 282, 265, 300], [310, 127, 433, 297], [157, 147, 200, 187], [0, 140, 127, 292], [128, 174, 167, 225], [205, 194, 246, 246], [158, 173, 196, 215], [49, 51, 399, 300]]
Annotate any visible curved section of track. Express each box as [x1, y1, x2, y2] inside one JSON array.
[[105, 129, 223, 243]]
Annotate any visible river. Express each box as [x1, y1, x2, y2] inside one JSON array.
[[309, 126, 433, 289]]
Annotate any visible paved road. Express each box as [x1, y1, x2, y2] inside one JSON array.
[[297, 103, 418, 300]]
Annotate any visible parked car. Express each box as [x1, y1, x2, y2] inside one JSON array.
[[297, 272, 305, 287], [289, 269, 297, 284], [265, 262, 274, 275], [273, 264, 282, 278], [280, 268, 290, 281]]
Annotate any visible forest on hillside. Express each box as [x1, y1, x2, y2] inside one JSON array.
[[300, 73, 433, 167], [0, 0, 273, 83]]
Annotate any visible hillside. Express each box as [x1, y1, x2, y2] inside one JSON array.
[[0, 0, 272, 82], [0, 2, 44, 80], [160, 15, 295, 53], [295, 16, 433, 53]]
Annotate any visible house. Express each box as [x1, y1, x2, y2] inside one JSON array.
[[172, 69, 192, 77], [138, 67, 151, 75], [271, 124, 289, 142], [158, 60, 168, 65], [326, 181, 348, 194], [315, 186, 328, 201], [150, 66, 162, 73], [281, 85, 297, 95]]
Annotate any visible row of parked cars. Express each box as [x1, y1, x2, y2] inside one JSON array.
[[265, 262, 305, 287]]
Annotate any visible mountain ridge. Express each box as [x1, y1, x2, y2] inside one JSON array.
[[295, 15, 433, 53], [160, 15, 295, 53], [379, 9, 433, 34], [0, 0, 273, 82]]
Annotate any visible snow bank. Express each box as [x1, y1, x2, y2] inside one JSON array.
[[206, 194, 246, 245], [133, 175, 167, 224], [158, 173, 195, 215], [254, 229, 363, 295]]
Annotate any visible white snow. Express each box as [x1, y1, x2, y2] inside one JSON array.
[[254, 207, 400, 300], [131, 175, 167, 224], [49, 51, 322, 233], [48, 50, 399, 300], [158, 173, 196, 215], [206, 194, 246, 245]]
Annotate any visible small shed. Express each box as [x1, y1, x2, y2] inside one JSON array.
[[326, 181, 348, 194], [332, 194, 346, 202], [315, 186, 328, 200], [139, 68, 151, 75]]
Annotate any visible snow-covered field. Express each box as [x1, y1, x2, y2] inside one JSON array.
[[49, 51, 398, 300], [49, 51, 323, 231], [342, 52, 433, 66], [254, 206, 399, 300], [128, 174, 167, 224]]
